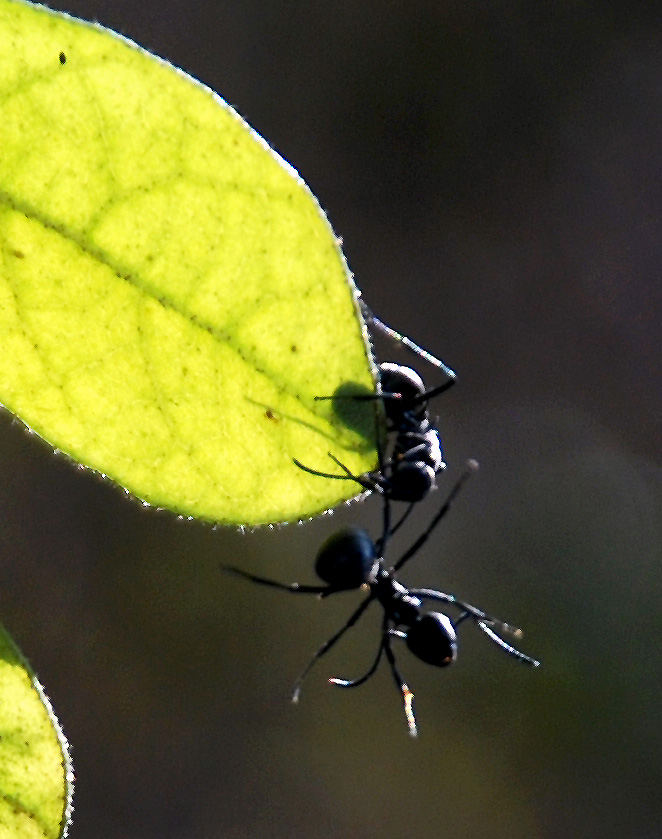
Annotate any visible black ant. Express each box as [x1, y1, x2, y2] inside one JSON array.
[[224, 462, 539, 737], [295, 310, 457, 514]]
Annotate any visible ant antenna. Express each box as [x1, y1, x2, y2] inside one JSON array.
[[223, 566, 330, 595], [292, 455, 373, 489]]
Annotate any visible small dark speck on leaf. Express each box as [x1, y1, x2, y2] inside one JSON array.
[[265, 409, 279, 422], [59, 52, 66, 64], [11, 249, 24, 259], [291, 345, 297, 353]]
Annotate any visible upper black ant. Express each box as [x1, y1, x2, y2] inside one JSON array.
[[224, 462, 539, 737], [295, 310, 457, 513]]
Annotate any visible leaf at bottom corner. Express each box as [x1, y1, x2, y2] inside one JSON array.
[[0, 623, 73, 838]]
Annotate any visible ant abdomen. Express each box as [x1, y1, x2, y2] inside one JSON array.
[[406, 612, 457, 667], [315, 527, 377, 590]]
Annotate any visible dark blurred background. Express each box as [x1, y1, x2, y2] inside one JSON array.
[[1, 1, 661, 837]]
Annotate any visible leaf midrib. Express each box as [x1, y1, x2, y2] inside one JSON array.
[[0, 186, 318, 413]]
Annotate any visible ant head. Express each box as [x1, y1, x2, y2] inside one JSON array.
[[406, 612, 457, 667], [315, 527, 379, 590], [379, 363, 427, 421]]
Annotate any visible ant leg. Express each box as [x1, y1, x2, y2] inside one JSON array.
[[292, 455, 379, 494], [327, 453, 374, 483], [409, 377, 456, 408], [409, 587, 513, 628], [477, 620, 541, 666], [374, 443, 395, 556], [375, 491, 392, 557], [373, 406, 395, 555], [314, 392, 403, 406], [329, 646, 385, 689], [290, 592, 375, 702], [359, 302, 457, 381], [328, 644, 384, 688], [392, 460, 479, 573], [329, 613, 389, 688], [388, 502, 416, 538], [376, 410, 389, 546], [383, 632, 418, 737], [410, 588, 540, 666], [453, 610, 471, 626], [223, 566, 330, 595], [293, 458, 355, 481]]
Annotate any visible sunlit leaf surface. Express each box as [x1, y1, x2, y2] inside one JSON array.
[[0, 0, 378, 524], [0, 623, 73, 839]]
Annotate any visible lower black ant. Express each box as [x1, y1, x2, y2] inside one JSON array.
[[224, 461, 539, 737], [295, 310, 457, 512]]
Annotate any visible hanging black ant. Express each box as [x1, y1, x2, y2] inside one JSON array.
[[295, 309, 457, 514], [224, 462, 539, 737]]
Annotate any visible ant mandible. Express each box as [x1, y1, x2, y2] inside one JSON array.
[[224, 461, 540, 737]]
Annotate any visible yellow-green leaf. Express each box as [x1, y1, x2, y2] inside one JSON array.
[[0, 0, 378, 525], [0, 623, 73, 839]]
